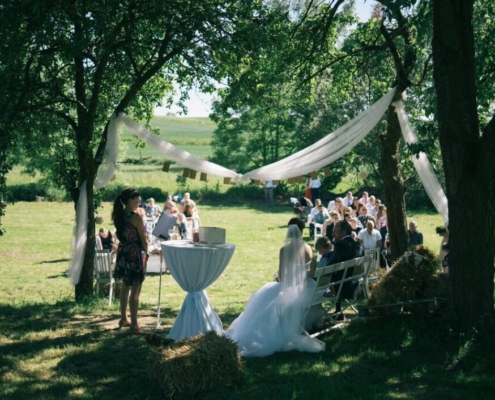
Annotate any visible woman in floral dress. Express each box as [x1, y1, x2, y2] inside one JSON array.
[[112, 188, 149, 333]]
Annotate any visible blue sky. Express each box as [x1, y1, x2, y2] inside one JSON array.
[[155, 0, 376, 117]]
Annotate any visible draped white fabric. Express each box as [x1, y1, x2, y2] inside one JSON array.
[[242, 88, 397, 181], [117, 114, 249, 183], [394, 101, 449, 223], [67, 116, 121, 284], [66, 88, 448, 286], [161, 242, 236, 340]]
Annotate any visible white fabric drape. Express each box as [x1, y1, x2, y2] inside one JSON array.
[[117, 114, 249, 183], [67, 116, 120, 284], [242, 88, 397, 181], [160, 242, 235, 340], [394, 101, 449, 223]]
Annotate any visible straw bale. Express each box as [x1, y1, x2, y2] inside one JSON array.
[[149, 331, 243, 398], [368, 247, 447, 306]]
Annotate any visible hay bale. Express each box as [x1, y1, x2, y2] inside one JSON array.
[[149, 331, 243, 397], [368, 247, 448, 306]]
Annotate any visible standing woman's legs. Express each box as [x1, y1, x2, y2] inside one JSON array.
[[129, 283, 143, 331], [119, 285, 131, 326]]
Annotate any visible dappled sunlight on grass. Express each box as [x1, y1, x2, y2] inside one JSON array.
[[1, 202, 494, 399]]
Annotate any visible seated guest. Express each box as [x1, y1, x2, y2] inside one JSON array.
[[377, 206, 387, 248], [343, 191, 354, 207], [309, 200, 329, 239], [98, 227, 117, 253], [146, 198, 162, 217], [349, 217, 362, 236], [408, 220, 424, 247], [367, 196, 378, 218], [329, 220, 364, 317], [351, 197, 360, 214], [357, 204, 370, 227], [180, 192, 196, 209], [314, 236, 334, 270], [359, 191, 370, 206], [322, 211, 339, 242], [357, 220, 382, 251], [182, 203, 200, 226], [437, 225, 449, 274], [175, 213, 187, 240], [163, 196, 176, 213], [329, 197, 344, 217]]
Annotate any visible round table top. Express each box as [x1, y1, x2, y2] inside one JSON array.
[[161, 241, 234, 250]]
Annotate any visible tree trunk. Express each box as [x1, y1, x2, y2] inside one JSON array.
[[74, 128, 97, 301], [433, 0, 495, 331], [379, 90, 408, 259], [75, 178, 96, 302]]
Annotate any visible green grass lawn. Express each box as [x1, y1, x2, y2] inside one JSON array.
[[121, 115, 216, 160], [1, 201, 494, 399]]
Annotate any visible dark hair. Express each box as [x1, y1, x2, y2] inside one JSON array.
[[315, 236, 332, 250], [436, 226, 447, 235], [184, 203, 194, 218], [112, 187, 139, 237], [288, 217, 305, 233], [336, 220, 352, 236]]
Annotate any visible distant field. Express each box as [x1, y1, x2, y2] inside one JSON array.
[[6, 116, 223, 198], [121, 116, 216, 160]]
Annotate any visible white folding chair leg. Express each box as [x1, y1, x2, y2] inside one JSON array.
[[108, 282, 114, 306]]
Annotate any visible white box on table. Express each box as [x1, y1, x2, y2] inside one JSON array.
[[199, 227, 226, 244]]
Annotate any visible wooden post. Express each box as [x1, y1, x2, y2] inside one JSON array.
[[162, 162, 171, 172], [200, 173, 207, 182]]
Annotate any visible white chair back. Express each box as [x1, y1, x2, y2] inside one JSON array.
[[94, 250, 115, 305]]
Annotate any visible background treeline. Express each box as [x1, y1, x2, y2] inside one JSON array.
[[5, 116, 435, 211]]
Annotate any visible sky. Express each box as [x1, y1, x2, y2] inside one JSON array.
[[154, 0, 376, 118]]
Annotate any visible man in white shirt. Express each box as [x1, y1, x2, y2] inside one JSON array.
[[359, 191, 370, 206], [343, 191, 353, 207], [308, 199, 329, 239], [309, 177, 322, 203], [357, 220, 382, 251], [367, 195, 378, 218], [262, 180, 275, 206]]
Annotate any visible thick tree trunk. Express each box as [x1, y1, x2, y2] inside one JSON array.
[[75, 178, 96, 302], [74, 129, 97, 301], [433, 0, 495, 331], [379, 90, 408, 260]]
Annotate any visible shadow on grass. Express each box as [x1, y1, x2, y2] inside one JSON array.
[[38, 258, 70, 264], [0, 299, 180, 399], [2, 300, 494, 400]]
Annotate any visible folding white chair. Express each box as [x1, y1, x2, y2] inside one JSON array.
[[363, 248, 381, 298], [94, 249, 115, 305], [314, 222, 324, 242]]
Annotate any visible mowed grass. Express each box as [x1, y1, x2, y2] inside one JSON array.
[[2, 201, 495, 399], [121, 115, 216, 160]]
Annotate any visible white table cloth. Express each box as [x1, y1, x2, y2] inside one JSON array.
[[160, 241, 235, 340]]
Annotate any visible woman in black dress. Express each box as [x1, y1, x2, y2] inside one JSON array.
[[112, 188, 149, 333]]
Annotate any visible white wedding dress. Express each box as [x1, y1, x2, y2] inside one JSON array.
[[225, 225, 325, 357]]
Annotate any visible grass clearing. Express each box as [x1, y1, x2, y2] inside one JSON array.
[[1, 201, 494, 399]]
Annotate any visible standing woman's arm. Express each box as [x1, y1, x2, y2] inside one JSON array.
[[132, 214, 149, 253]]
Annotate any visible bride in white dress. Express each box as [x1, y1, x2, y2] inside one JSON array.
[[225, 219, 325, 357]]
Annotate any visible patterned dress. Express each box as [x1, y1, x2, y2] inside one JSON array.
[[114, 212, 147, 286]]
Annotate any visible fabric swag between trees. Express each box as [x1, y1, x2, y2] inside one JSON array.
[[67, 87, 448, 285]]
